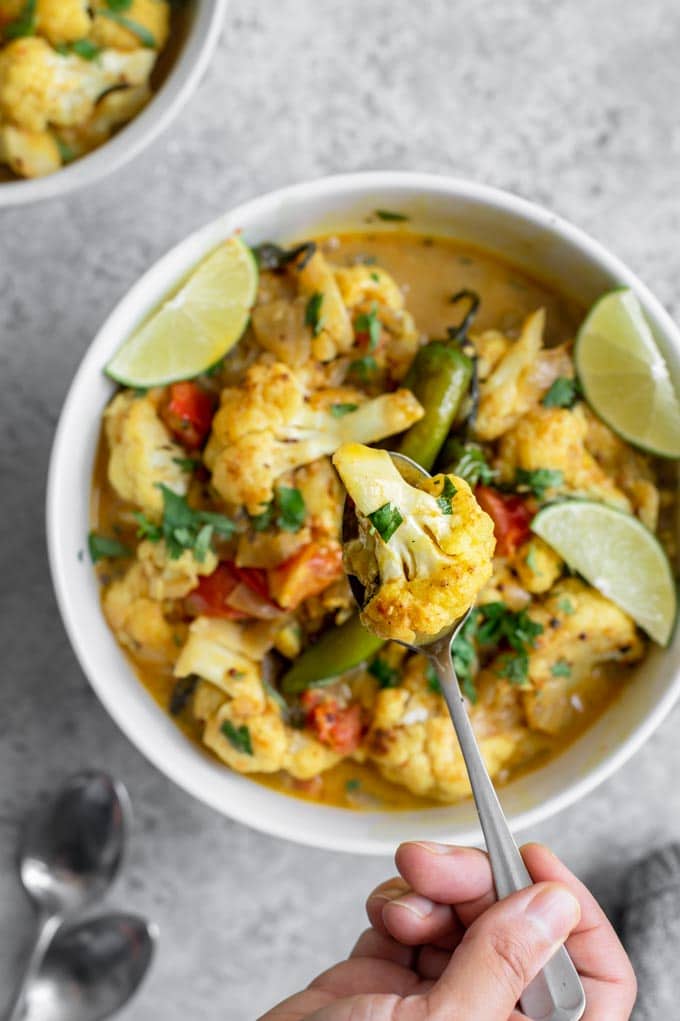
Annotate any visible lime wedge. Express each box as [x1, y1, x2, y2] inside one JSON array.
[[106, 237, 258, 387], [575, 288, 680, 458], [532, 501, 677, 646]]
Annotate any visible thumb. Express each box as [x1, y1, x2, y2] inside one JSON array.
[[427, 881, 581, 1020]]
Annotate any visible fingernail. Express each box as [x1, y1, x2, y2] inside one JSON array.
[[371, 885, 407, 903], [387, 893, 435, 919], [411, 840, 459, 855], [524, 885, 580, 941]]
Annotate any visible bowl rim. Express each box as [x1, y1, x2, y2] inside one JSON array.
[[0, 0, 227, 208], [46, 170, 680, 853]]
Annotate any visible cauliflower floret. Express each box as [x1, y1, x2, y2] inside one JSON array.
[[497, 404, 631, 510], [0, 38, 155, 132], [333, 443, 495, 644], [204, 360, 424, 513], [583, 407, 660, 529], [251, 297, 311, 368], [365, 656, 540, 801], [0, 121, 60, 177], [513, 537, 563, 594], [475, 310, 573, 439], [104, 391, 190, 518], [36, 0, 91, 45], [137, 539, 217, 600], [174, 616, 276, 717], [335, 265, 405, 311], [102, 562, 177, 662], [294, 249, 353, 362], [520, 579, 645, 735], [90, 0, 170, 51]]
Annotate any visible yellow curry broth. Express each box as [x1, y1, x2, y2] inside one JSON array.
[[92, 231, 640, 811]]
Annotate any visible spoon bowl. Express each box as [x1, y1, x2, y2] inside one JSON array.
[[22, 913, 156, 1021], [341, 451, 586, 1021], [20, 771, 132, 918]]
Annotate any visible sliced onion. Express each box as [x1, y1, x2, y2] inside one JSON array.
[[225, 582, 283, 620]]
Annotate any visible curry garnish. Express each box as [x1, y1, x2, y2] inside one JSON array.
[[88, 532, 131, 563], [221, 721, 253, 755], [435, 477, 457, 515], [368, 502, 403, 543]]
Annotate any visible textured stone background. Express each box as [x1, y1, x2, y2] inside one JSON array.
[[1, 1, 679, 1017]]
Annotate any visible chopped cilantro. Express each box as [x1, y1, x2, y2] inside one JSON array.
[[68, 38, 101, 60], [515, 468, 564, 500], [144, 484, 235, 560], [88, 532, 131, 563], [106, 0, 133, 8], [445, 440, 496, 487], [345, 778, 361, 793], [348, 355, 378, 382], [305, 292, 324, 336], [525, 545, 540, 573], [354, 304, 381, 350], [172, 456, 201, 472], [451, 611, 480, 702], [99, 8, 156, 47], [368, 502, 403, 542], [169, 674, 198, 715], [56, 138, 76, 165], [220, 720, 253, 755], [330, 402, 359, 418], [251, 487, 306, 533], [368, 657, 399, 688], [133, 511, 163, 542], [4, 0, 36, 38], [542, 376, 581, 409], [497, 650, 530, 686], [193, 524, 214, 563], [436, 476, 457, 515], [551, 659, 572, 678], [370, 271, 380, 282], [425, 662, 442, 694], [558, 597, 575, 615], [374, 209, 409, 221]]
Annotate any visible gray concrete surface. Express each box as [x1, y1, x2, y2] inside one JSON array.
[[1, 1, 679, 1017]]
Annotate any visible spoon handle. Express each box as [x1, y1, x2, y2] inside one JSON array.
[[4, 913, 62, 1021], [431, 646, 586, 1021]]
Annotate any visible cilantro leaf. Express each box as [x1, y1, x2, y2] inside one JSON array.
[[515, 468, 564, 500], [558, 597, 575, 615], [368, 657, 399, 688], [436, 476, 457, 515], [153, 485, 235, 559], [305, 292, 324, 336], [330, 403, 359, 418], [374, 209, 409, 221], [354, 304, 381, 350], [4, 0, 36, 38], [276, 487, 306, 532], [345, 778, 361, 793], [133, 511, 163, 542], [444, 440, 496, 487], [106, 0, 133, 9], [172, 455, 201, 472], [542, 376, 581, 409], [497, 650, 530, 686], [69, 38, 101, 60], [220, 720, 253, 755], [451, 610, 480, 702], [368, 502, 403, 542], [551, 659, 572, 678], [88, 532, 131, 563], [348, 355, 378, 382], [251, 487, 306, 533]]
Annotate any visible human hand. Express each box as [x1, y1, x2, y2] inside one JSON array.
[[259, 842, 636, 1020]]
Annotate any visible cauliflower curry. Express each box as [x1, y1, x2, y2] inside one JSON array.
[[90, 230, 672, 810], [0, 0, 181, 180]]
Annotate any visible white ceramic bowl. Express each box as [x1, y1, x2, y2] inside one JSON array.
[[0, 0, 226, 207], [47, 172, 680, 854]]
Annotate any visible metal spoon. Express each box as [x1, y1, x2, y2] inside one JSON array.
[[20, 913, 156, 1021], [5, 771, 132, 1021], [342, 452, 586, 1021]]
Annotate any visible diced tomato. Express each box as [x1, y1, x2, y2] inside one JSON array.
[[162, 381, 215, 449], [475, 485, 533, 557], [185, 562, 274, 620], [267, 543, 343, 610], [301, 693, 363, 754]]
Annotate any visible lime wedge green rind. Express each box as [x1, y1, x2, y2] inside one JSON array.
[[106, 237, 258, 388], [532, 500, 677, 646], [575, 288, 680, 458]]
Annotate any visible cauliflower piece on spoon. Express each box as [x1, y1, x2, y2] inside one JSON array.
[[333, 443, 496, 645]]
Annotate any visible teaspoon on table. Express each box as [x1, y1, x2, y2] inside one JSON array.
[[19, 913, 156, 1021], [5, 771, 132, 1021], [342, 451, 586, 1021]]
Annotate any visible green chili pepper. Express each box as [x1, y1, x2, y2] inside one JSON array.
[[280, 615, 385, 694], [398, 342, 473, 471]]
